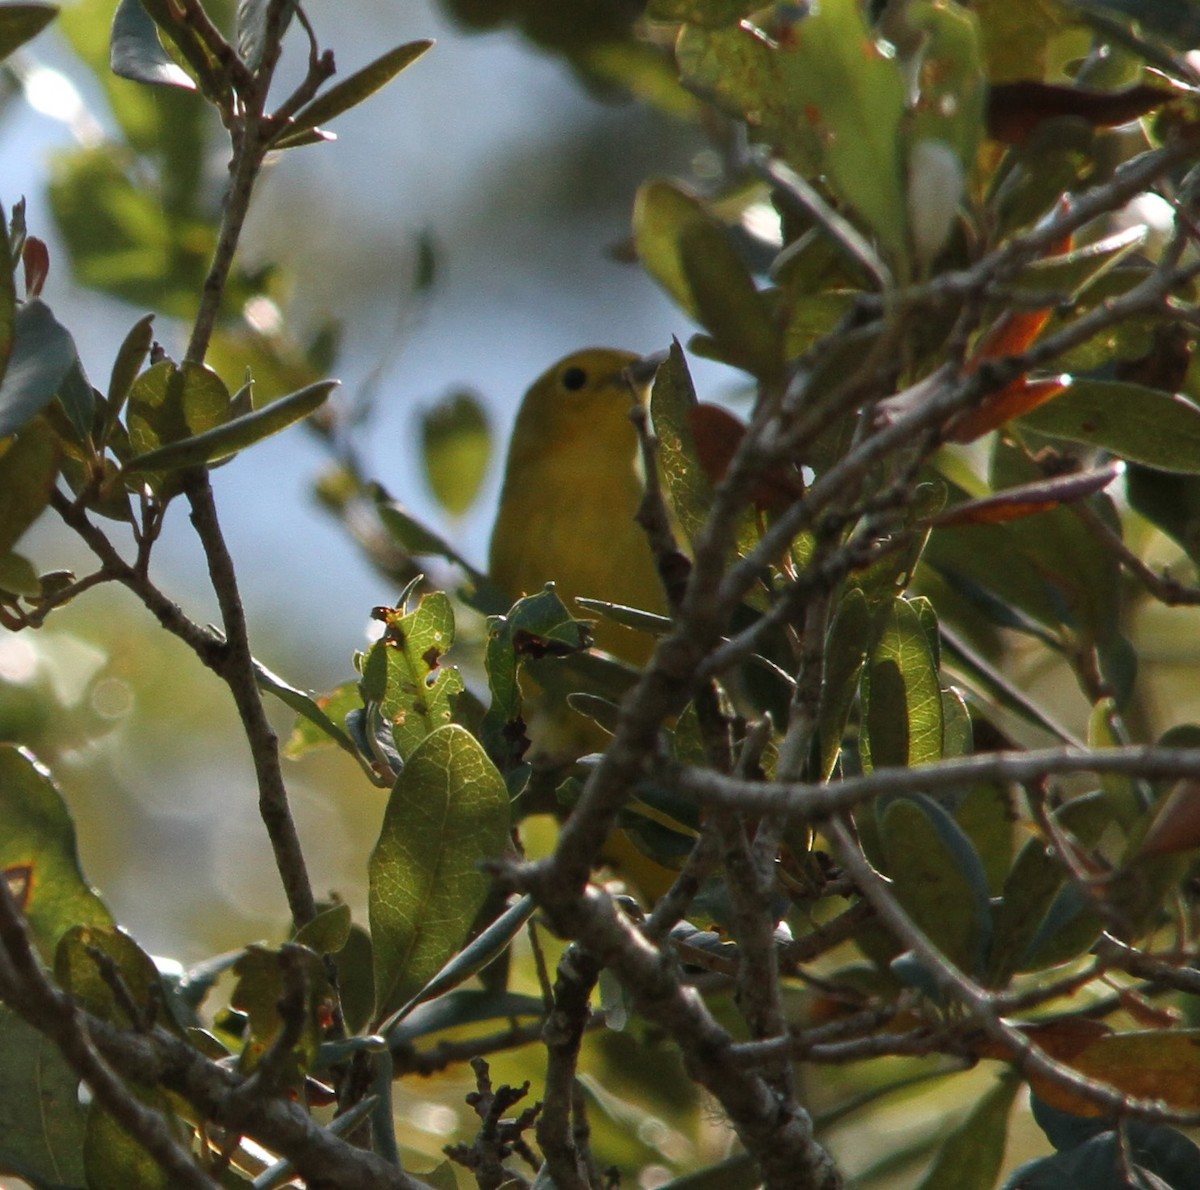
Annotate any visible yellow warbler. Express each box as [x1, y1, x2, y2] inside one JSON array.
[[489, 349, 680, 899], [488, 348, 667, 666]]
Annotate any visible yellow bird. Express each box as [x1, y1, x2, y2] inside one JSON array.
[[488, 348, 667, 668], [489, 349, 681, 899]]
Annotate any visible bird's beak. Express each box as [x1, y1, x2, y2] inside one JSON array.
[[624, 350, 668, 387]]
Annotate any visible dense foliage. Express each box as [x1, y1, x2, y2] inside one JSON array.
[[6, 0, 1200, 1187]]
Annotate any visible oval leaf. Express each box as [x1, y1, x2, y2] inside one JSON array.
[[368, 725, 510, 1023], [274, 40, 434, 147], [1020, 380, 1200, 474]]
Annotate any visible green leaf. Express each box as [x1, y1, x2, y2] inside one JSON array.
[[111, 0, 196, 90], [649, 340, 710, 548], [0, 550, 39, 597], [1126, 464, 1200, 567], [274, 40, 434, 147], [972, 0, 1074, 82], [480, 586, 593, 774], [646, 0, 754, 25], [420, 388, 490, 516], [0, 3, 56, 61], [56, 924, 180, 1032], [914, 1071, 1022, 1190], [361, 592, 465, 762], [649, 1153, 761, 1190], [125, 358, 229, 457], [860, 596, 944, 772], [0, 746, 113, 962], [136, 0, 228, 102], [881, 795, 993, 977], [954, 783, 1014, 897], [105, 313, 154, 437], [924, 440, 1121, 646], [378, 895, 534, 1033], [125, 377, 335, 476], [48, 145, 217, 315], [1073, 0, 1200, 51], [819, 587, 870, 780], [0, 1008, 88, 1187], [678, 0, 908, 261], [1020, 380, 1200, 473], [0, 417, 59, 555], [369, 725, 510, 1023], [413, 1160, 461, 1190], [84, 1089, 182, 1190], [294, 901, 352, 955], [0, 299, 79, 439], [988, 791, 1111, 984], [275, 672, 376, 771], [231, 944, 333, 1076], [332, 922, 375, 1036], [633, 181, 781, 378], [906, 1, 987, 171], [374, 493, 490, 589], [56, 357, 97, 444], [1014, 225, 1148, 301]]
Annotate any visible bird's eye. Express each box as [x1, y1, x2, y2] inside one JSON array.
[[560, 366, 588, 392]]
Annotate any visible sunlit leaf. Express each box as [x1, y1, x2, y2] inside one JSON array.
[[860, 596, 944, 772], [274, 40, 434, 147], [361, 592, 465, 762], [677, 0, 908, 260], [0, 417, 59, 555], [633, 180, 780, 378], [0, 746, 113, 962]]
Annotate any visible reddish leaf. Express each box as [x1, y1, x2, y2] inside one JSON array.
[[987, 81, 1174, 146], [22, 237, 48, 298], [688, 402, 804, 513], [1137, 779, 1200, 858], [947, 375, 1071, 443], [933, 460, 1120, 526]]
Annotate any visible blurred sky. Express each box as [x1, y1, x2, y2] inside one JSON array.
[[2, 0, 724, 951]]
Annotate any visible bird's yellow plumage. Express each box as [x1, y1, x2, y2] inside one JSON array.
[[488, 348, 667, 666], [488, 348, 680, 899]]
